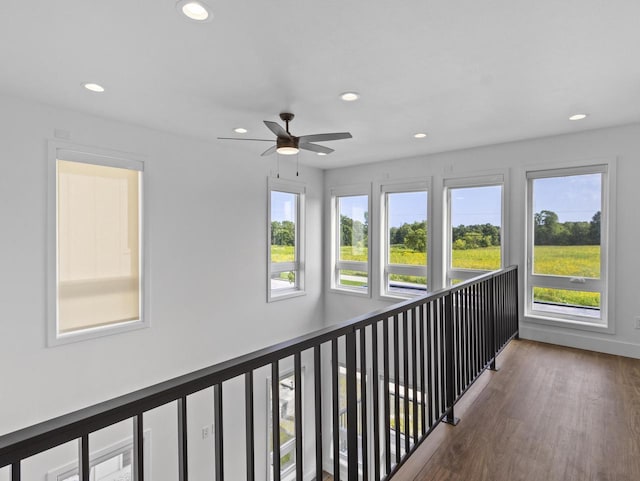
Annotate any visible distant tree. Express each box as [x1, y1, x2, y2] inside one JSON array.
[[271, 220, 295, 246], [589, 211, 601, 244], [405, 228, 426, 252]]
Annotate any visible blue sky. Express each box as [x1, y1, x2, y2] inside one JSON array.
[[274, 174, 601, 225], [533, 173, 601, 222]]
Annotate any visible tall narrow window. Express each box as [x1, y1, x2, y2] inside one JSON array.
[[48, 145, 145, 345], [382, 183, 428, 297], [268, 371, 298, 480], [268, 179, 305, 301], [445, 177, 504, 285], [331, 188, 370, 295], [526, 165, 611, 327]]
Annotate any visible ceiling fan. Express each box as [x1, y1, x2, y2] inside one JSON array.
[[218, 113, 352, 156]]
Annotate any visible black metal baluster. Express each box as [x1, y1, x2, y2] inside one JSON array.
[[78, 435, 90, 481], [178, 397, 188, 481], [411, 308, 418, 444], [245, 372, 254, 481], [438, 298, 446, 416], [346, 331, 358, 481], [11, 462, 20, 481], [393, 314, 401, 462], [133, 413, 144, 481], [489, 277, 498, 370], [402, 311, 410, 454], [332, 339, 340, 481], [419, 304, 426, 437], [214, 384, 224, 481], [271, 362, 281, 481], [295, 353, 303, 481], [454, 291, 461, 397], [359, 328, 369, 481], [426, 303, 433, 428], [314, 345, 323, 481], [371, 323, 381, 481], [444, 294, 459, 425], [383, 318, 391, 475]]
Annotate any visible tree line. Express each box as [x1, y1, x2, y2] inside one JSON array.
[[273, 209, 600, 249], [534, 210, 600, 245]]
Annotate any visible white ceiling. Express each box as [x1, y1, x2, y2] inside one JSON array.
[[1, 0, 639, 168]]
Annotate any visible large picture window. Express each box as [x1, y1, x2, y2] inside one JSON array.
[[48, 144, 146, 345], [381, 182, 428, 297], [444, 176, 504, 285], [526, 164, 612, 327], [268, 179, 305, 301], [331, 186, 370, 295]]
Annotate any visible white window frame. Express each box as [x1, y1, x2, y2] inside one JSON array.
[[46, 431, 151, 481], [330, 184, 372, 297], [380, 180, 430, 300], [525, 161, 616, 332], [266, 368, 303, 481], [444, 174, 506, 285], [267, 177, 306, 302], [47, 141, 149, 346]]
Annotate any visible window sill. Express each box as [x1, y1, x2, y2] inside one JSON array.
[[268, 289, 306, 303], [329, 287, 370, 298], [48, 318, 149, 347], [524, 312, 613, 334]]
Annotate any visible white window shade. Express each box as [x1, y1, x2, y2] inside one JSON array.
[[57, 159, 141, 334]]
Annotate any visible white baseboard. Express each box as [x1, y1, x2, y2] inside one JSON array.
[[520, 324, 640, 359]]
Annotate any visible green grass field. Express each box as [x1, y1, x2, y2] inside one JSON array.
[[272, 244, 600, 307]]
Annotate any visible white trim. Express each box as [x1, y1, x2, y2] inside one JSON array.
[[378, 179, 431, 300], [46, 141, 149, 347], [329, 184, 372, 297], [442, 173, 506, 287], [267, 177, 306, 302], [523, 159, 616, 333], [46, 430, 151, 481]]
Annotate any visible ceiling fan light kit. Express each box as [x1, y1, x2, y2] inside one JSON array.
[[218, 112, 352, 157]]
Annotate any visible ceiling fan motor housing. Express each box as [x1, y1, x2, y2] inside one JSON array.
[[277, 136, 299, 149]]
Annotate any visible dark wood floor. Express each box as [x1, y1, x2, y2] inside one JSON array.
[[395, 339, 640, 481]]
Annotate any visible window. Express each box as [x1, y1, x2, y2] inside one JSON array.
[[47, 433, 150, 481], [444, 176, 504, 285], [331, 186, 370, 295], [268, 179, 305, 301], [268, 371, 299, 481], [526, 164, 613, 327], [381, 183, 428, 297], [48, 144, 146, 345], [336, 365, 364, 477]]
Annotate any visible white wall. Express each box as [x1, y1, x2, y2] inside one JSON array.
[[0, 95, 326, 480], [323, 123, 640, 359]]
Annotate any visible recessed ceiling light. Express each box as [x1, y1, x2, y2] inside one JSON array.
[[569, 113, 588, 121], [233, 127, 248, 134], [340, 92, 360, 102], [176, 0, 212, 22], [414, 133, 427, 139], [82, 82, 105, 93], [317, 152, 327, 156]]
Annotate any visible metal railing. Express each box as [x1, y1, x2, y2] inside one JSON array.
[[0, 266, 518, 481]]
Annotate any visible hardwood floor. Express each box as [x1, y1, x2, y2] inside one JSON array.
[[395, 339, 640, 481]]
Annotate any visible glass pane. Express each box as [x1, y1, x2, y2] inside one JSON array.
[[387, 191, 427, 267], [270, 271, 297, 291], [532, 174, 601, 278], [388, 274, 427, 295], [269, 372, 297, 479], [271, 191, 297, 263], [338, 270, 368, 288], [338, 196, 368, 261], [533, 287, 600, 318], [450, 185, 502, 270], [57, 160, 140, 334]]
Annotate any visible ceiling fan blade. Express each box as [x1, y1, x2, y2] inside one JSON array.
[[264, 121, 291, 139], [261, 145, 278, 156], [217, 137, 274, 142], [298, 132, 352, 143], [299, 143, 334, 154]]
